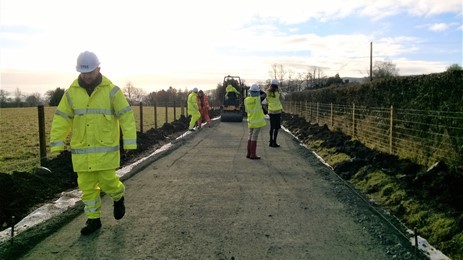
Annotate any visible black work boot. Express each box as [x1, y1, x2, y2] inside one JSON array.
[[114, 196, 125, 220], [80, 218, 102, 235]]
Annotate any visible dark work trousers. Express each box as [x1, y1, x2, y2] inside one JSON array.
[[269, 113, 281, 144]]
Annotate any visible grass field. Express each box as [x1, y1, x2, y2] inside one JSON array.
[[0, 105, 185, 173]]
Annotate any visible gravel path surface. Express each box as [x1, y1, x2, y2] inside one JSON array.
[[19, 120, 417, 259]]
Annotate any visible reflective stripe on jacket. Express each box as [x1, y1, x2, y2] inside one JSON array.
[[50, 75, 137, 172], [266, 91, 283, 113], [245, 96, 266, 128]]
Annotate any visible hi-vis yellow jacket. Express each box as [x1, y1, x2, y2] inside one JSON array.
[[187, 92, 200, 117], [50, 76, 137, 172], [266, 91, 283, 113], [244, 96, 266, 128]]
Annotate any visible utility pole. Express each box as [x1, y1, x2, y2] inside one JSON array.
[[370, 42, 373, 81]]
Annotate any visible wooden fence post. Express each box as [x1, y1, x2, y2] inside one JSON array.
[[154, 103, 158, 129], [304, 100, 308, 121], [310, 101, 312, 121], [330, 103, 333, 127], [37, 105, 47, 165], [352, 103, 356, 138], [180, 96, 185, 115], [389, 105, 394, 153], [173, 101, 177, 120], [139, 102, 143, 133], [165, 104, 168, 124]]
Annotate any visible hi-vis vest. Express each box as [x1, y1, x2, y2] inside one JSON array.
[[50, 76, 137, 172], [267, 91, 283, 112], [245, 96, 266, 128]]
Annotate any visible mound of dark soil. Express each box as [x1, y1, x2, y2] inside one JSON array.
[[282, 113, 463, 209]]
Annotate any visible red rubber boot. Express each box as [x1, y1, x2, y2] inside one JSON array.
[[246, 140, 251, 158], [250, 141, 261, 160]]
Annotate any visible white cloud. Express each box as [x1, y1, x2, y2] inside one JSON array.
[[1, 0, 461, 95], [429, 23, 449, 31]]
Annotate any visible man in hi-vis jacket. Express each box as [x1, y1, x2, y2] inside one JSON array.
[[50, 51, 137, 235]]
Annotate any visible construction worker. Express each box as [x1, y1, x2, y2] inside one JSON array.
[[266, 79, 283, 147], [197, 90, 211, 128], [187, 88, 200, 131], [245, 83, 266, 159], [225, 84, 240, 97], [225, 84, 241, 106], [50, 51, 137, 235]]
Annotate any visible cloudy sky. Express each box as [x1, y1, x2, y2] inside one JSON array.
[[1, 0, 462, 96]]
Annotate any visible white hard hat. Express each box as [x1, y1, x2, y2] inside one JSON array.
[[250, 83, 260, 92], [76, 51, 100, 73], [271, 79, 280, 85], [192, 87, 198, 93]]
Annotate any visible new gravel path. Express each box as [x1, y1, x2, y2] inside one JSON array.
[[19, 119, 416, 259]]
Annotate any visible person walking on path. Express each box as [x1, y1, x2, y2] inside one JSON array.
[[245, 83, 267, 159], [197, 90, 211, 128], [266, 79, 283, 147], [187, 88, 200, 131], [49, 51, 137, 235]]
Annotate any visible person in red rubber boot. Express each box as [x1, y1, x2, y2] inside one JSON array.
[[244, 83, 266, 159], [50, 51, 136, 235]]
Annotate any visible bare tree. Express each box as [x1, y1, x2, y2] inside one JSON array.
[[0, 89, 9, 107], [287, 69, 295, 92], [304, 68, 313, 89], [297, 72, 305, 91], [14, 88, 23, 107], [311, 66, 318, 87], [308, 66, 326, 88], [123, 81, 146, 105], [372, 60, 399, 79], [316, 67, 326, 87], [277, 64, 286, 89], [268, 63, 287, 91], [25, 93, 42, 107], [268, 63, 278, 80]]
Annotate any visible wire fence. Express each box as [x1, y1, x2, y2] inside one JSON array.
[[0, 102, 190, 174], [132, 101, 187, 132], [286, 100, 463, 167]]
